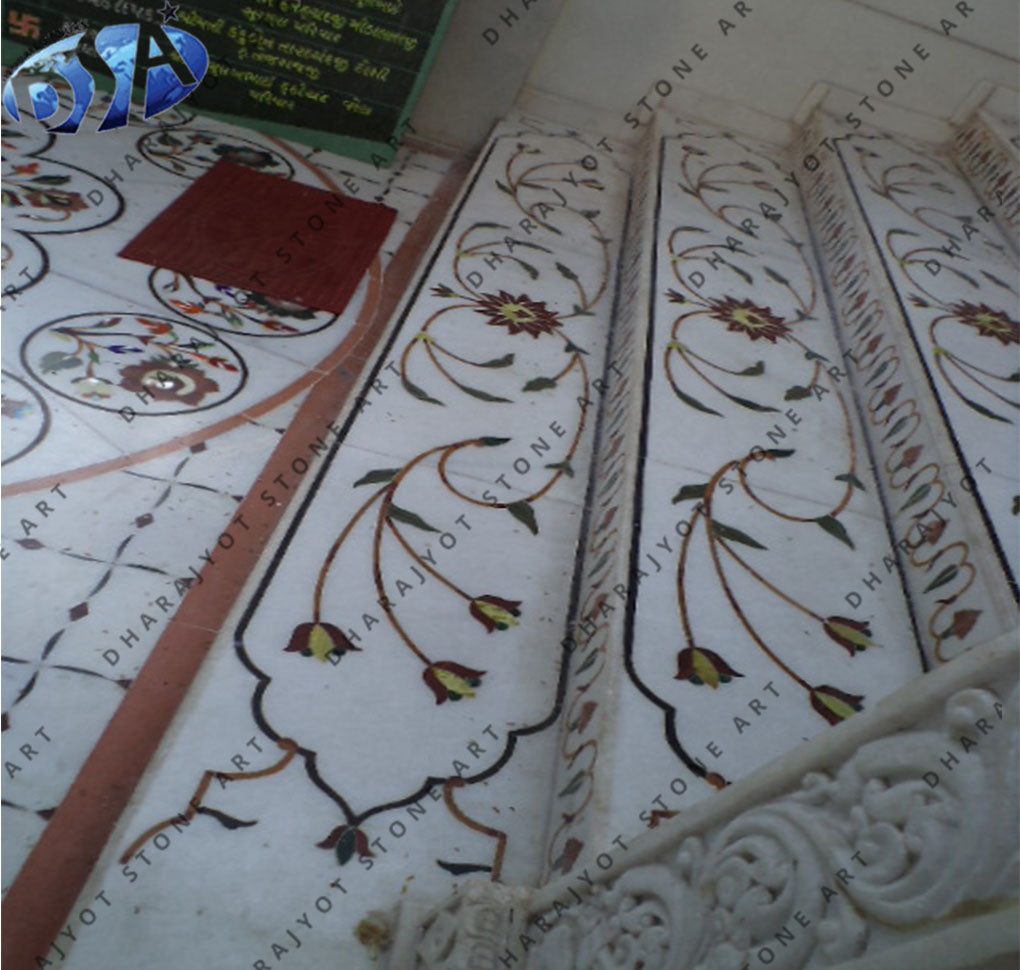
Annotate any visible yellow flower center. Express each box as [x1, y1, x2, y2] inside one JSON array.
[[433, 668, 477, 699], [500, 303, 536, 325], [814, 690, 857, 721], [476, 601, 519, 628], [827, 621, 874, 649], [691, 649, 720, 689], [975, 312, 1006, 332], [307, 624, 336, 663], [731, 308, 765, 330]]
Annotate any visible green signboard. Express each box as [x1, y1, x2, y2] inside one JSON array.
[[2, 0, 458, 166]]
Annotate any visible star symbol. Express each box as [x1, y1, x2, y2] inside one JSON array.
[[159, 1, 180, 24]]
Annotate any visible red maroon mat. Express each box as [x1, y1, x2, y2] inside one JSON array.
[[119, 161, 396, 314]]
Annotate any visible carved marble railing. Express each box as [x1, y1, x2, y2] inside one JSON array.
[[380, 630, 1018, 969]]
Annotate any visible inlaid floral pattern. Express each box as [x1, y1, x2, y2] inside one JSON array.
[[646, 125, 892, 767], [0, 84, 458, 927], [1, 125, 124, 298], [953, 113, 1020, 237], [137, 128, 296, 180], [473, 291, 563, 338], [0, 369, 49, 466], [674, 647, 743, 688], [285, 622, 361, 663], [799, 114, 1013, 660], [118, 120, 631, 887], [150, 269, 339, 337], [839, 126, 1018, 599], [948, 300, 1018, 346], [22, 313, 245, 414], [706, 296, 790, 343], [3, 92, 1015, 970]]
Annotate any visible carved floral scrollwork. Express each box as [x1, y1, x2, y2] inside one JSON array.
[[524, 681, 1017, 970], [543, 860, 705, 969], [413, 882, 535, 970]]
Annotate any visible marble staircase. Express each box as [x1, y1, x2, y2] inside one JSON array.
[[376, 89, 1020, 970]]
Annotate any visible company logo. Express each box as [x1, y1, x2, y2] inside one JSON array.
[[2, 23, 208, 134]]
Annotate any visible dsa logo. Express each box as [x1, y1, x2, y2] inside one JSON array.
[[2, 23, 208, 133]]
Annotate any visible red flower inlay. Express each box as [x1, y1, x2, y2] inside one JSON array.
[[646, 809, 678, 829], [921, 518, 947, 545], [317, 824, 373, 865], [212, 144, 279, 169], [423, 661, 485, 704], [557, 837, 584, 874], [285, 622, 361, 663], [469, 595, 521, 633], [900, 444, 923, 469], [823, 616, 876, 656], [473, 291, 562, 338], [707, 297, 791, 343], [675, 647, 743, 689], [947, 609, 981, 640], [810, 685, 864, 725], [23, 188, 88, 212], [949, 302, 1019, 345], [117, 359, 219, 407]]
